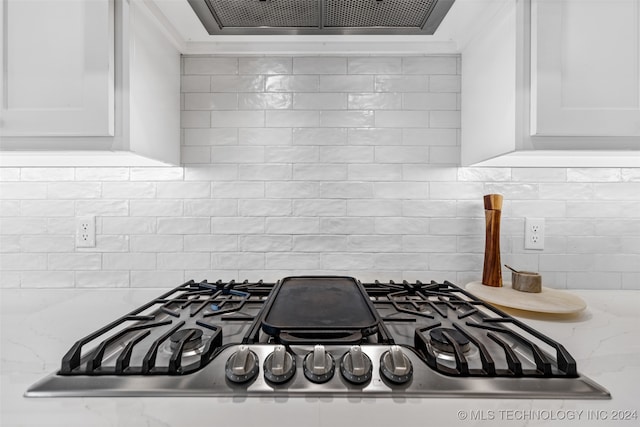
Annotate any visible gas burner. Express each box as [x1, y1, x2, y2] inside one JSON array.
[[429, 327, 470, 354], [169, 329, 204, 353]]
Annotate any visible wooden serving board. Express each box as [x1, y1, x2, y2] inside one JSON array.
[[465, 281, 586, 314]]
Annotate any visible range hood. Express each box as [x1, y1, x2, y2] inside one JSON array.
[[187, 0, 455, 35]]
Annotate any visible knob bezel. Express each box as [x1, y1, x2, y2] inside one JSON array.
[[225, 348, 260, 384], [379, 347, 413, 385], [303, 349, 335, 384], [340, 347, 372, 385], [263, 347, 296, 384]]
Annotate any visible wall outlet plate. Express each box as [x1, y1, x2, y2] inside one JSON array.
[[525, 217, 545, 250], [76, 216, 96, 248]]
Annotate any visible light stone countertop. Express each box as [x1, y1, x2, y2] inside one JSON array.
[[1, 288, 639, 427]]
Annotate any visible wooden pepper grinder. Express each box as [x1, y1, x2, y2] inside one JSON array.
[[482, 194, 503, 287]]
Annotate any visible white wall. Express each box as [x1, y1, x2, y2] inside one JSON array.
[[1, 55, 639, 290]]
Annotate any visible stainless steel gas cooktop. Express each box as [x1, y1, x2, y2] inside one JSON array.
[[26, 276, 610, 399]]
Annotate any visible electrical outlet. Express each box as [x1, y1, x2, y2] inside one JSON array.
[[525, 218, 545, 250], [76, 216, 96, 248]]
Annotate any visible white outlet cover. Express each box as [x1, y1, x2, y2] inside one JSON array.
[[525, 217, 545, 250], [76, 216, 96, 248]]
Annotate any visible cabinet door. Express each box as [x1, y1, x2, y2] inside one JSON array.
[[531, 0, 640, 136], [0, 0, 114, 136]]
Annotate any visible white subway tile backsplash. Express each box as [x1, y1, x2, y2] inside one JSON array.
[[0, 218, 48, 235], [181, 111, 210, 128], [212, 182, 264, 198], [293, 164, 347, 181], [319, 182, 373, 198], [265, 146, 319, 163], [347, 199, 402, 217], [293, 235, 349, 252], [375, 146, 429, 163], [239, 199, 291, 216], [239, 128, 292, 146], [239, 93, 292, 110], [429, 75, 461, 92], [20, 168, 74, 181], [0, 168, 20, 181], [266, 253, 320, 269], [49, 253, 102, 270], [348, 164, 402, 181], [21, 200, 75, 217], [375, 217, 429, 234], [157, 182, 211, 199], [103, 253, 155, 270], [211, 146, 265, 163], [130, 200, 183, 217], [265, 75, 319, 92], [294, 93, 347, 110], [374, 182, 429, 199], [2, 54, 638, 290], [239, 164, 292, 181], [183, 128, 238, 146], [102, 182, 155, 199], [184, 165, 239, 181], [266, 181, 319, 198], [210, 75, 264, 92], [185, 235, 238, 252], [567, 168, 621, 182], [320, 111, 374, 128], [375, 111, 430, 128], [103, 217, 156, 234], [375, 76, 429, 92], [239, 235, 291, 252], [75, 200, 128, 216], [181, 75, 210, 92], [402, 56, 457, 75], [265, 217, 319, 234], [158, 217, 210, 234], [181, 146, 212, 164], [320, 75, 373, 92], [292, 199, 346, 217], [621, 168, 640, 182], [184, 93, 238, 110], [0, 183, 46, 199], [266, 111, 320, 128], [239, 57, 292, 75], [130, 235, 184, 252], [212, 217, 264, 234], [183, 57, 238, 75], [348, 57, 402, 74], [402, 93, 457, 110], [348, 128, 402, 145], [293, 57, 347, 75], [211, 111, 265, 128]]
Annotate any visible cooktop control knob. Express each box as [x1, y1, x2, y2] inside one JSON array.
[[340, 345, 372, 384], [263, 344, 296, 384], [225, 345, 259, 383], [380, 345, 413, 384], [303, 344, 335, 383]]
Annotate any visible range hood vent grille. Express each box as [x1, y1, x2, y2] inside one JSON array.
[[188, 0, 454, 35]]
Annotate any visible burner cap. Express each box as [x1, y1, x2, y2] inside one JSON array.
[[170, 329, 203, 352], [429, 327, 470, 354]]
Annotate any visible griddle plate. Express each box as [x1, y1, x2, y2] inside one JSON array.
[[262, 277, 377, 333]]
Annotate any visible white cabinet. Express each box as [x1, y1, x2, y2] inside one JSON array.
[[0, 0, 181, 166], [531, 0, 640, 137], [461, 0, 640, 167], [0, 0, 114, 136]]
